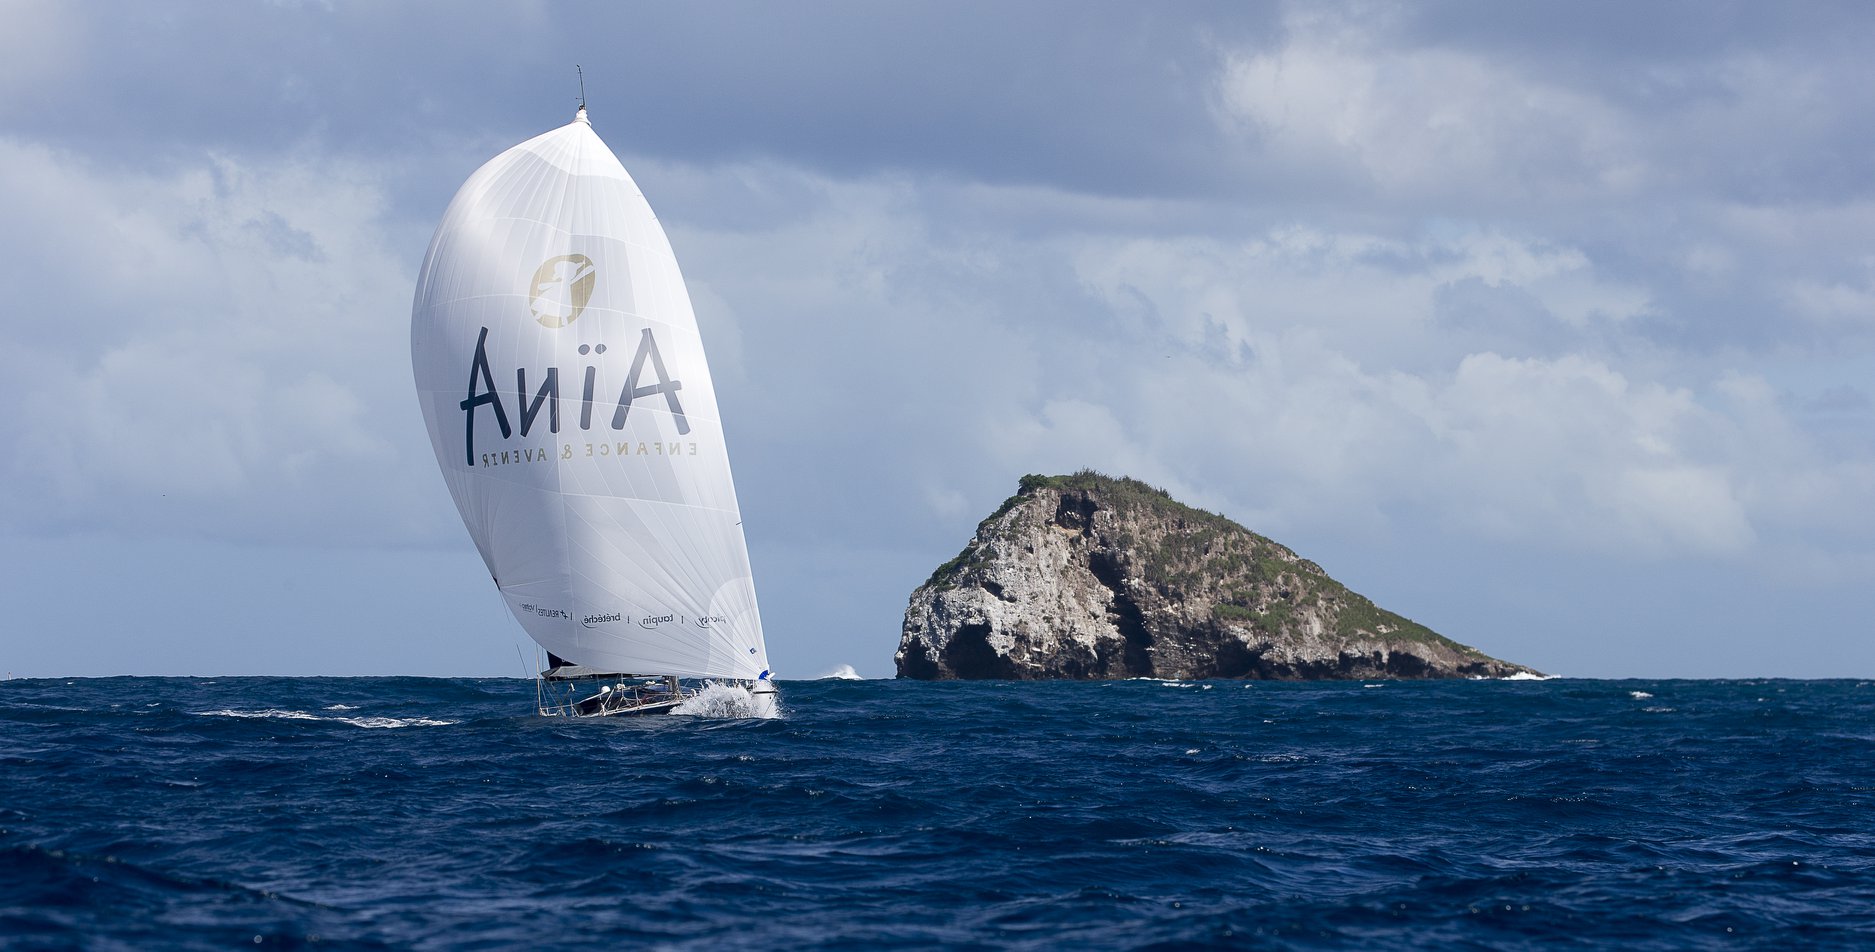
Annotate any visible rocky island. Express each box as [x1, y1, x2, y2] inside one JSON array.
[[897, 472, 1538, 680]]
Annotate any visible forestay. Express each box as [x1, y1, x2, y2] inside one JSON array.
[[411, 108, 767, 681]]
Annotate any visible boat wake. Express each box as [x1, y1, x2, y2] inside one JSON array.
[[673, 683, 779, 719], [193, 709, 455, 729]]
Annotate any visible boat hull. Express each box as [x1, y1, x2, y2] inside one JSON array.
[[539, 676, 776, 718], [576, 697, 685, 717]]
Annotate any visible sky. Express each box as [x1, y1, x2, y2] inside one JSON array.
[[4, 0, 1874, 679]]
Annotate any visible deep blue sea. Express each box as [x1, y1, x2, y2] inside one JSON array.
[[4, 677, 1874, 949]]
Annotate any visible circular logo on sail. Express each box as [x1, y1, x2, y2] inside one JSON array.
[[528, 254, 597, 328]]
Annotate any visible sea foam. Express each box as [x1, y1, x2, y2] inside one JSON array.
[[193, 709, 455, 729], [673, 683, 780, 719]]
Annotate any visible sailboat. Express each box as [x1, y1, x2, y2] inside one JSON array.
[[410, 101, 776, 718]]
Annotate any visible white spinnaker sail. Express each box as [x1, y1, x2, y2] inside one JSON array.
[[411, 109, 767, 681]]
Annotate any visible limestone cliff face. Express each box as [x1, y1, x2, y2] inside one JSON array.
[[896, 473, 1538, 681]]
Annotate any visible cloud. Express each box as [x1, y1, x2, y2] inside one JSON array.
[[1204, 8, 1875, 363], [0, 138, 453, 544], [0, 0, 78, 105], [5, 4, 1871, 581], [636, 150, 1873, 571], [982, 330, 1768, 559], [1216, 14, 1642, 210], [1428, 353, 1753, 556]]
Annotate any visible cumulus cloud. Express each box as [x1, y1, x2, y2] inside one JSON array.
[[638, 152, 1875, 573], [5, 4, 1870, 579], [0, 139, 453, 544], [1216, 19, 1642, 206]]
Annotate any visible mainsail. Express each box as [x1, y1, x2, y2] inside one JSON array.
[[411, 107, 768, 683]]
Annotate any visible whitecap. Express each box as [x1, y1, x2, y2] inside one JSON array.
[[1629, 691, 1653, 700], [334, 716, 457, 729], [673, 682, 779, 719], [192, 709, 454, 728], [815, 665, 864, 680], [196, 708, 321, 721], [1500, 672, 1558, 680], [324, 704, 359, 711]]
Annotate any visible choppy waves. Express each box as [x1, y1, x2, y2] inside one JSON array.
[[4, 677, 1875, 949]]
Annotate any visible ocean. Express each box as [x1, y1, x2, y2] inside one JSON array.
[[3, 677, 1872, 949]]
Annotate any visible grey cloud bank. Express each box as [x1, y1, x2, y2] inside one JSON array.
[[2, 1, 1872, 678]]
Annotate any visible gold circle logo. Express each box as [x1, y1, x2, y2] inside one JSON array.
[[528, 254, 597, 327]]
